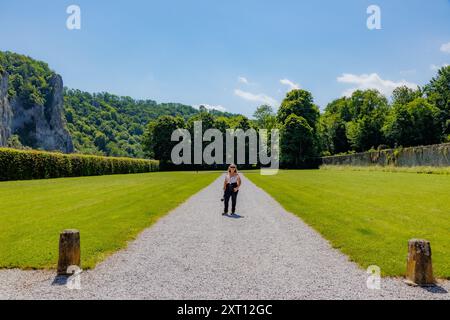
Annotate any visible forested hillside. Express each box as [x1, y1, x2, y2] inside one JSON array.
[[2, 50, 450, 164], [64, 90, 236, 158], [0, 51, 235, 158]]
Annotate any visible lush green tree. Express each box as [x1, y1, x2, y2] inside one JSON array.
[[186, 111, 216, 132], [345, 90, 389, 151], [0, 51, 53, 104], [318, 97, 351, 154], [424, 65, 450, 137], [392, 86, 421, 106], [93, 132, 108, 151], [253, 105, 277, 131], [233, 115, 253, 131], [214, 116, 230, 133], [6, 135, 24, 149], [383, 98, 441, 147], [277, 89, 320, 129], [142, 116, 185, 163], [280, 114, 314, 167]]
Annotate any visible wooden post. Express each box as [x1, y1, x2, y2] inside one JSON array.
[[405, 239, 434, 286], [57, 229, 81, 275]]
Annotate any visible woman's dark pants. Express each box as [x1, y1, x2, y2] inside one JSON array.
[[224, 183, 238, 214]]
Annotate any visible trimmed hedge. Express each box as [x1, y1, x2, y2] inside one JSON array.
[[0, 148, 159, 181]]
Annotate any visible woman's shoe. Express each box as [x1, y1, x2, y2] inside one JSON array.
[[222, 212, 227, 216]]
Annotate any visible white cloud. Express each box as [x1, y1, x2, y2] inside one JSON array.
[[195, 104, 227, 112], [238, 76, 249, 84], [430, 63, 449, 71], [280, 78, 300, 91], [337, 73, 417, 97], [440, 42, 450, 54], [234, 89, 278, 106]]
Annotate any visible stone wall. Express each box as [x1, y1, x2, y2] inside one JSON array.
[[321, 143, 450, 167]]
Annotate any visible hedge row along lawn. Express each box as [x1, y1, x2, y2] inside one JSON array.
[[0, 172, 220, 269], [246, 169, 450, 278], [0, 147, 159, 181]]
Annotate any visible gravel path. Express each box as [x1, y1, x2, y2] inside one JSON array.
[[1, 174, 449, 300]]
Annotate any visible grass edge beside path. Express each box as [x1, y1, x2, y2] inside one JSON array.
[[0, 171, 220, 270], [321, 165, 450, 175], [245, 169, 450, 278]]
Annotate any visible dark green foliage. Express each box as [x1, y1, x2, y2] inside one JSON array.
[[424, 65, 450, 136], [64, 90, 234, 158], [0, 148, 159, 181], [280, 114, 314, 167], [276, 90, 320, 167], [319, 97, 351, 154], [383, 98, 441, 147], [320, 90, 390, 154], [345, 90, 389, 151], [142, 112, 257, 168], [143, 115, 185, 163], [392, 86, 422, 106], [277, 89, 320, 128], [253, 105, 277, 131], [6, 135, 25, 149], [320, 72, 450, 156], [0, 51, 53, 108]]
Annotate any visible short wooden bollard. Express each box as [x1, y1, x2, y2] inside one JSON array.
[[57, 229, 81, 275], [405, 239, 434, 286]]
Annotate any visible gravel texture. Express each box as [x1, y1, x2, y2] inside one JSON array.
[[1, 174, 449, 300]]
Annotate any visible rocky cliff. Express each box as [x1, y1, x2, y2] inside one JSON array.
[[0, 71, 12, 146], [0, 71, 73, 153]]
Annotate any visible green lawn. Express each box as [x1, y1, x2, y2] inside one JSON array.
[[0, 172, 219, 269], [246, 169, 450, 278]]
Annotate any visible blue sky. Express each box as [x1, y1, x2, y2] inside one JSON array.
[[1, 0, 449, 117]]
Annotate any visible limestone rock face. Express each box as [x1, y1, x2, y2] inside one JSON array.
[[0, 72, 12, 145], [0, 72, 73, 153]]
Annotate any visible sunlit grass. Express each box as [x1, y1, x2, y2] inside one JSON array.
[[246, 169, 450, 278], [0, 172, 219, 269]]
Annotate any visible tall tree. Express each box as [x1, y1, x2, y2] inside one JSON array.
[[280, 114, 314, 167], [392, 86, 421, 106], [318, 97, 351, 154], [424, 65, 450, 137], [383, 98, 441, 147], [345, 89, 389, 151], [277, 89, 320, 129], [142, 115, 185, 163], [253, 105, 277, 131]]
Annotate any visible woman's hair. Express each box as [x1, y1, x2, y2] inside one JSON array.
[[228, 164, 238, 174]]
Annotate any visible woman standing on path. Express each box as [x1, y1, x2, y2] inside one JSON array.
[[222, 164, 241, 215]]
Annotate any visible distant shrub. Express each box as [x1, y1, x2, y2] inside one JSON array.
[[0, 148, 159, 181]]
